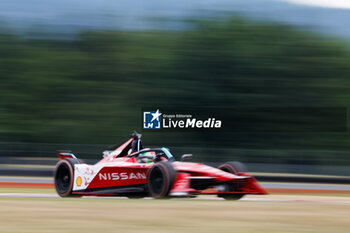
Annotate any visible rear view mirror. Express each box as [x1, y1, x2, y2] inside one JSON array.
[[181, 154, 193, 161]]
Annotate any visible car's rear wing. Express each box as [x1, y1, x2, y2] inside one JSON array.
[[56, 150, 78, 160]]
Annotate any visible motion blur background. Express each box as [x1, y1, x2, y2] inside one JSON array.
[[1, 0, 350, 176]]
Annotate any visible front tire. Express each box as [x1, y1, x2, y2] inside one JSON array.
[[218, 161, 247, 174], [54, 158, 80, 197], [217, 161, 247, 200], [147, 162, 176, 199]]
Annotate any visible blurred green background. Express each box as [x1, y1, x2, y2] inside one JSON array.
[[1, 1, 350, 168]]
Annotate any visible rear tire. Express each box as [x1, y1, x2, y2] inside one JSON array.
[[147, 162, 176, 199], [217, 161, 247, 200], [54, 158, 81, 197]]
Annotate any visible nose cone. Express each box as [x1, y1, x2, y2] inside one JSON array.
[[172, 162, 250, 181]]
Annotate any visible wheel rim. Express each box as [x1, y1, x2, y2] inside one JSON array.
[[149, 166, 164, 196], [55, 163, 71, 194]]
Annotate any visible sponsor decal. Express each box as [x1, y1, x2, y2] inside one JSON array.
[[98, 172, 146, 180], [76, 176, 82, 186]]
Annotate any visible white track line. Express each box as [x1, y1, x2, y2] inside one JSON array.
[[0, 193, 58, 198]]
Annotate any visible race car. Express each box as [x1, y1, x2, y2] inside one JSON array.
[[54, 133, 267, 199]]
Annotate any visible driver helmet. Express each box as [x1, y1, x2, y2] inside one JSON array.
[[140, 157, 152, 163], [138, 151, 155, 163]]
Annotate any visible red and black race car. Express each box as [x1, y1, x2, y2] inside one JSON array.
[[54, 133, 267, 200]]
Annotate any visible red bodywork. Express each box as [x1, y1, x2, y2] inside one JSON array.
[[64, 138, 267, 197]]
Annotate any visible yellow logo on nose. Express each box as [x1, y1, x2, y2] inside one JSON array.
[[76, 176, 82, 186]]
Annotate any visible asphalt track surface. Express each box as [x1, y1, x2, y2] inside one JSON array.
[[0, 177, 349, 203], [0, 193, 349, 206], [2, 166, 350, 184], [1, 177, 349, 192]]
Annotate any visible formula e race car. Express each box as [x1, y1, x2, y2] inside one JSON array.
[[54, 132, 267, 200]]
